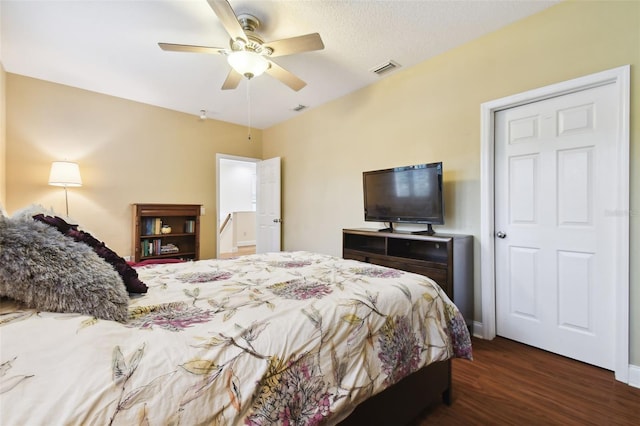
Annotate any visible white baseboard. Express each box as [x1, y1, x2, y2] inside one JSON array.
[[629, 364, 640, 389], [472, 321, 484, 339], [238, 240, 256, 247]]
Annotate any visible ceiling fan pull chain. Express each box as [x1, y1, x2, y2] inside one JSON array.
[[247, 78, 252, 142]]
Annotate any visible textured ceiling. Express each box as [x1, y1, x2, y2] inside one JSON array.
[[0, 0, 559, 129]]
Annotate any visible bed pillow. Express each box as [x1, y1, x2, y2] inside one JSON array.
[[0, 215, 129, 322], [32, 214, 148, 294], [11, 203, 60, 222]]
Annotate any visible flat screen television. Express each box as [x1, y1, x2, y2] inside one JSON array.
[[363, 162, 444, 235]]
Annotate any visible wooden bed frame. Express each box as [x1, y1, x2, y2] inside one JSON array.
[[340, 359, 451, 425]]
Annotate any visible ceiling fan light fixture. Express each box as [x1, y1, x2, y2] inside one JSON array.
[[227, 50, 269, 79]]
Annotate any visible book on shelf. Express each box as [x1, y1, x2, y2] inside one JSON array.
[[184, 220, 195, 233], [141, 239, 162, 257], [142, 217, 163, 235], [160, 243, 180, 254]]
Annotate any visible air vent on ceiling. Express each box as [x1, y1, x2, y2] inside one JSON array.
[[370, 60, 401, 76], [292, 104, 308, 112]]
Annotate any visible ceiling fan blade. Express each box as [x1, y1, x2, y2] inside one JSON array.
[[221, 69, 243, 90], [266, 33, 325, 58], [207, 0, 246, 42], [158, 42, 225, 54], [265, 61, 306, 91]]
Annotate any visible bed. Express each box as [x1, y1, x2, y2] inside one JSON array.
[[0, 212, 471, 425]]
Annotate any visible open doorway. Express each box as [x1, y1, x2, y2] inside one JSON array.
[[217, 155, 259, 259]]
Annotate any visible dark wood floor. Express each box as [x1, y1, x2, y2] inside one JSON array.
[[412, 337, 640, 425]]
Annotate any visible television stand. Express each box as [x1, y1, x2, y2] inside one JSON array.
[[412, 224, 435, 236]]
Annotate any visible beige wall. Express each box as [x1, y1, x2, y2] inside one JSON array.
[[263, 1, 640, 364], [1, 64, 6, 209], [5, 75, 262, 259]]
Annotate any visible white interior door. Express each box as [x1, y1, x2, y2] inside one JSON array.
[[256, 157, 281, 253], [494, 83, 618, 369]]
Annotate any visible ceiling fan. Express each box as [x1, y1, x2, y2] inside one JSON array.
[[159, 0, 325, 91]]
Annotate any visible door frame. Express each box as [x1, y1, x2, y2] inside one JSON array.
[[216, 153, 260, 258], [479, 65, 630, 382]]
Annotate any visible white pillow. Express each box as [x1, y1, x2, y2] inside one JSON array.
[[11, 204, 59, 221]]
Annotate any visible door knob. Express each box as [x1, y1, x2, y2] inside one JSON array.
[[496, 231, 507, 239], [273, 218, 282, 223]]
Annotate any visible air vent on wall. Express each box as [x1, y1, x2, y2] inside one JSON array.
[[370, 60, 401, 76]]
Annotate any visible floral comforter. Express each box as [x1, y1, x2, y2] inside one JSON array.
[[0, 251, 471, 425]]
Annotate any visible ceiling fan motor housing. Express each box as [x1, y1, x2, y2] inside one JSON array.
[[237, 14, 260, 32], [230, 14, 272, 56]]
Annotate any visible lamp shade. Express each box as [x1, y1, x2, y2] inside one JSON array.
[[227, 51, 269, 79], [48, 161, 82, 187]]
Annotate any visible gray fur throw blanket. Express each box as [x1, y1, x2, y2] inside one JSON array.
[[0, 215, 129, 322]]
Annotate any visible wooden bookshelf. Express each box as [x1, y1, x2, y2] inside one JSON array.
[[132, 203, 200, 263]]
